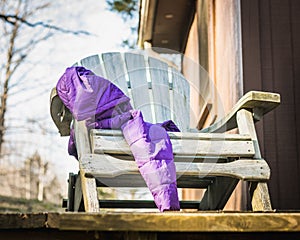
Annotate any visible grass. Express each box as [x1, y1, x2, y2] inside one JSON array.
[[0, 195, 63, 213]]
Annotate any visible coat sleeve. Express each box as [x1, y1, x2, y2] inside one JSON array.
[[121, 110, 180, 211]]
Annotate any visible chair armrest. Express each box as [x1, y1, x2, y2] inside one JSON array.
[[200, 91, 280, 133]]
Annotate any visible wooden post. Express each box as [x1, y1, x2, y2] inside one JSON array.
[[236, 109, 272, 211]]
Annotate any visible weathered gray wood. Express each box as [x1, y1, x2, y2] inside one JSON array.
[[171, 67, 190, 131], [74, 120, 91, 157], [101, 52, 129, 95], [92, 128, 253, 140], [125, 52, 153, 122], [199, 106, 274, 211], [73, 120, 99, 212], [237, 109, 272, 211], [75, 53, 191, 129], [148, 56, 171, 123], [79, 170, 100, 212], [200, 91, 280, 133], [80, 54, 104, 77], [237, 109, 262, 159], [50, 51, 280, 212], [90, 130, 255, 158], [80, 154, 270, 181]]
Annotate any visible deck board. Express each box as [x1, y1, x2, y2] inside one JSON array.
[[1, 212, 300, 232]]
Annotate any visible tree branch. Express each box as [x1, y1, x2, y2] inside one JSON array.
[[0, 13, 91, 36]]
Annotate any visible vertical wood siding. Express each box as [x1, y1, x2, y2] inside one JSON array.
[[241, 0, 300, 209]]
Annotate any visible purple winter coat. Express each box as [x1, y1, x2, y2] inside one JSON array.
[[56, 66, 180, 211]]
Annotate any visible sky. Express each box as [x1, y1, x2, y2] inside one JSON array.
[[4, 0, 137, 193], [45, 1, 135, 177]]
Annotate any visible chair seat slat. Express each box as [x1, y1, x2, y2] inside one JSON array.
[[90, 131, 255, 158]]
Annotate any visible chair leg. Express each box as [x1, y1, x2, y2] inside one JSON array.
[[67, 173, 76, 212], [79, 171, 100, 212], [237, 109, 272, 211], [73, 173, 84, 212], [198, 177, 239, 210], [250, 182, 272, 211]]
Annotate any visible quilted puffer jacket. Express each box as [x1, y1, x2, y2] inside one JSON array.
[[56, 66, 180, 211]]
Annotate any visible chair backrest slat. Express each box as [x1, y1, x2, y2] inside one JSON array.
[[171, 67, 190, 131], [80, 54, 104, 77], [124, 52, 153, 122], [148, 56, 171, 123], [101, 52, 129, 96], [76, 52, 190, 129]]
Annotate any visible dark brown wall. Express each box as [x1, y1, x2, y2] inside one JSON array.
[[241, 0, 300, 209]]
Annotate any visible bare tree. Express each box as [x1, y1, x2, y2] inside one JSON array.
[[0, 0, 89, 156]]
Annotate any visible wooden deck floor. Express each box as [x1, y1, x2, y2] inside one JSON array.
[[1, 211, 300, 239]]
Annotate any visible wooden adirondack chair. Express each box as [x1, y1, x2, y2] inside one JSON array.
[[50, 51, 280, 212]]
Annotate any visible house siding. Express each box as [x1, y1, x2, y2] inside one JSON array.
[[241, 0, 300, 209], [183, 0, 247, 210]]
